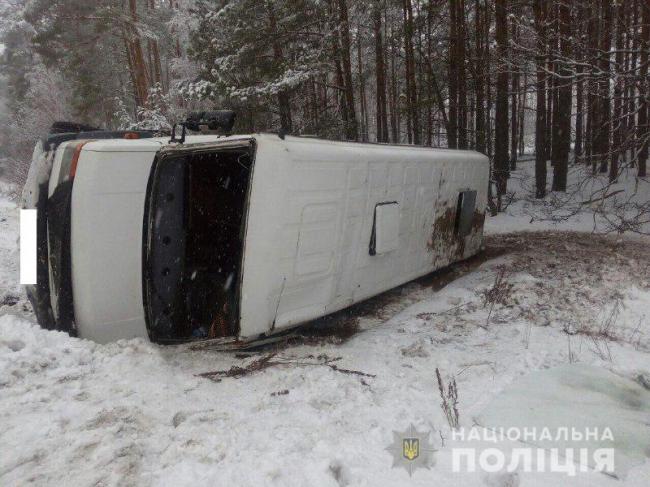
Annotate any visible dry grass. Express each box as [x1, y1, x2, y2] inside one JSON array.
[[481, 267, 514, 308], [486, 231, 650, 352], [436, 368, 460, 429], [480, 267, 514, 325], [571, 299, 623, 361]]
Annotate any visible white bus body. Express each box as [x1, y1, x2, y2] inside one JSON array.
[[24, 133, 488, 344]]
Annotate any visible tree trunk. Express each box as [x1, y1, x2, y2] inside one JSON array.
[[448, 0, 458, 148], [484, 0, 493, 157], [638, 0, 649, 177], [585, 0, 600, 171], [374, 2, 389, 143], [336, 0, 358, 140], [145, 0, 162, 89], [534, 0, 547, 199], [403, 0, 420, 144], [551, 0, 572, 192], [415, 0, 426, 145], [598, 0, 612, 174], [518, 71, 526, 155], [610, 0, 626, 181], [357, 24, 368, 142], [127, 0, 149, 108], [457, 0, 468, 149], [510, 16, 518, 170], [575, 64, 584, 162], [494, 0, 509, 205], [267, 5, 292, 132], [474, 0, 486, 154], [389, 26, 399, 142], [123, 35, 138, 107], [545, 3, 558, 165], [425, 1, 434, 146], [626, 0, 639, 166]]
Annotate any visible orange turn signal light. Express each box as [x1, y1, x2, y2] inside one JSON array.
[[69, 141, 92, 179]]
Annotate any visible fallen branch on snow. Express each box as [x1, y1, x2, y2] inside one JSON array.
[[197, 353, 375, 382]]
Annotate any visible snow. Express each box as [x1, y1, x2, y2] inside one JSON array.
[[477, 364, 650, 478], [0, 181, 23, 311], [486, 158, 650, 235], [1, 163, 650, 485]]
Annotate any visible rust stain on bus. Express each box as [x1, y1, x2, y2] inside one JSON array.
[[427, 206, 485, 264]]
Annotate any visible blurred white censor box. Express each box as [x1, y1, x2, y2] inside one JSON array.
[[20, 209, 37, 284]]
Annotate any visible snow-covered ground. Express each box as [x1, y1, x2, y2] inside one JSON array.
[[487, 158, 650, 235], [1, 161, 649, 486], [0, 180, 24, 312]]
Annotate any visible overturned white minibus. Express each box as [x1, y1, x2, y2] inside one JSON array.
[[22, 122, 489, 345]]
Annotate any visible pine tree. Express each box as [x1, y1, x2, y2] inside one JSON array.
[[187, 0, 328, 133]]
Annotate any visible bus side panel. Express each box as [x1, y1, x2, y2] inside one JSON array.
[[238, 137, 488, 339], [237, 140, 294, 338], [70, 149, 156, 343]]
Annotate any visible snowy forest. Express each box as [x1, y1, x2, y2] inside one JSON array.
[[0, 0, 649, 215]]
